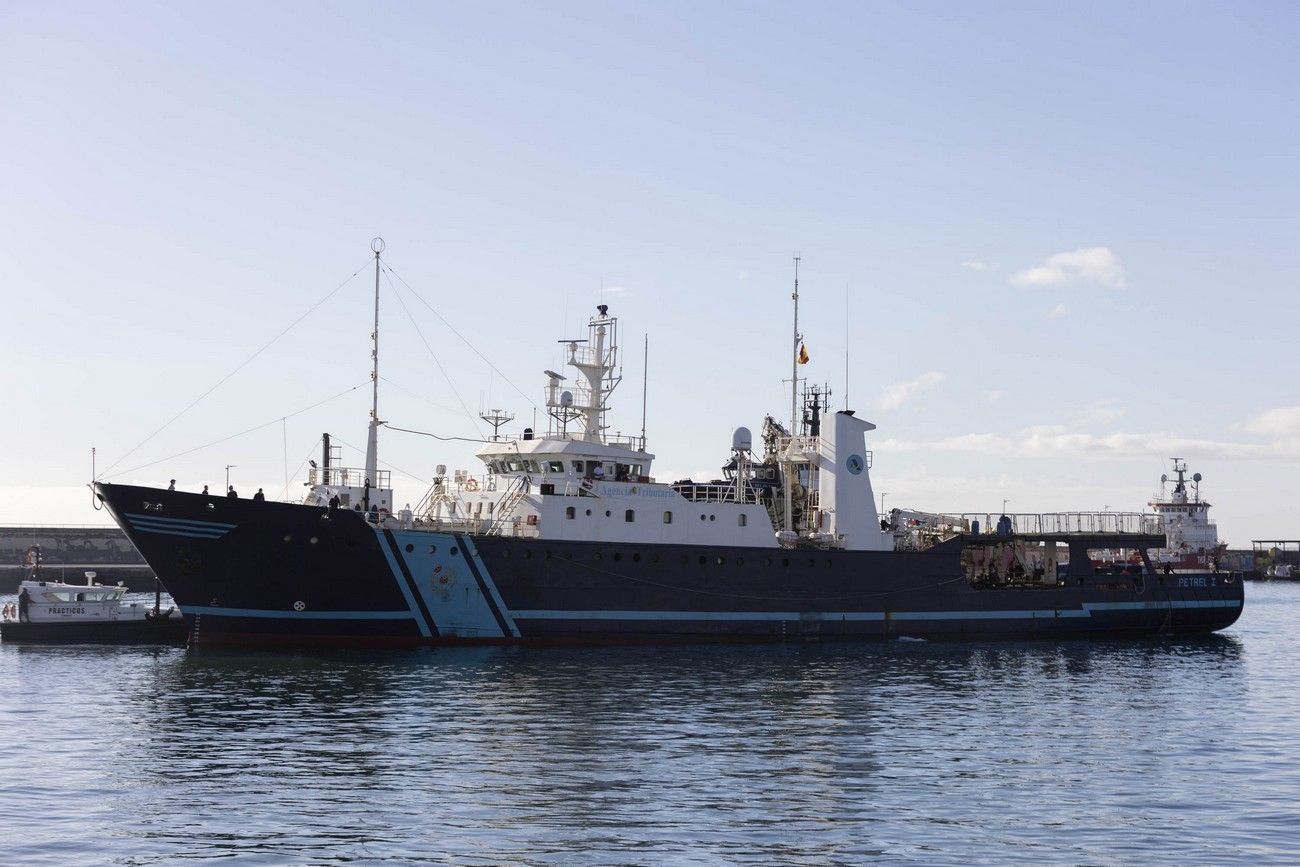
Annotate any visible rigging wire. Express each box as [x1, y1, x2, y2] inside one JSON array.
[[281, 433, 324, 502], [328, 433, 435, 486], [383, 424, 495, 445], [381, 262, 538, 410], [102, 257, 376, 476], [378, 375, 469, 418], [107, 383, 366, 479], [381, 267, 486, 438]]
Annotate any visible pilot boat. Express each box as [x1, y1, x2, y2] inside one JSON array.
[[2, 572, 187, 645], [90, 244, 1243, 647]]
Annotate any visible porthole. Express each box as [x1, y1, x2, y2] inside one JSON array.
[[605, 510, 612, 518], [824, 559, 832, 569], [782, 558, 790, 568], [681, 554, 689, 565], [405, 543, 414, 552], [428, 545, 437, 554], [709, 515, 716, 522], [564, 551, 573, 560], [310, 537, 319, 545], [283, 535, 293, 543], [632, 553, 641, 563], [545, 550, 553, 559], [613, 553, 622, 562], [585, 509, 592, 516], [595, 552, 602, 561], [700, 514, 706, 521], [525, 550, 533, 559], [716, 557, 724, 566], [502, 550, 511, 559], [450, 546, 459, 556], [736, 556, 744, 566], [698, 555, 707, 565], [807, 558, 815, 568]]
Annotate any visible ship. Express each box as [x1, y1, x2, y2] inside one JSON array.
[[91, 244, 1243, 647], [1143, 460, 1228, 570]]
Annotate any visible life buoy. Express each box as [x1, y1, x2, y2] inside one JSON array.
[[465, 478, 479, 491]]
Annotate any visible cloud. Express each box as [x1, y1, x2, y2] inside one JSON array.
[[1011, 246, 1126, 289], [737, 270, 750, 281], [1240, 406, 1300, 437], [985, 390, 1004, 403], [1077, 399, 1126, 425], [1048, 302, 1069, 318], [597, 285, 632, 297], [878, 371, 945, 410], [875, 427, 1300, 462], [962, 259, 994, 272]]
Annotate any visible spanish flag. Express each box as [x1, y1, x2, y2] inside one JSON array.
[[798, 343, 810, 365]]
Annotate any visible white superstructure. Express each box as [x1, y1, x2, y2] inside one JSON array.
[[1142, 459, 1225, 567]]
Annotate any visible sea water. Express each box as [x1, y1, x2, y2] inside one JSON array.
[[1, 584, 1297, 865]]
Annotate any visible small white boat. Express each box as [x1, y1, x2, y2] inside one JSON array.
[[1, 572, 187, 645]]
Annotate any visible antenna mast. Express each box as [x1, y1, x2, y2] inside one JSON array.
[[364, 237, 385, 486], [790, 255, 801, 433], [640, 334, 649, 451]]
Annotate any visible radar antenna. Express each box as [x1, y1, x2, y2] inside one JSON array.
[[480, 409, 515, 442]]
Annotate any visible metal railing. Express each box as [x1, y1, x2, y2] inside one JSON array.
[[307, 466, 392, 489], [958, 511, 1150, 535]]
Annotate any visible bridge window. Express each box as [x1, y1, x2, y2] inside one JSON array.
[[546, 460, 565, 473], [565, 506, 575, 520], [663, 511, 673, 524], [572, 460, 585, 473], [625, 509, 635, 522], [738, 514, 747, 527]]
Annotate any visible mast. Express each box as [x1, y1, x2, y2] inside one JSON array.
[[783, 256, 800, 537], [364, 237, 384, 487], [790, 255, 801, 432]]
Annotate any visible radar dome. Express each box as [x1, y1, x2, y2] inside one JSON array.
[[1193, 472, 1202, 482], [435, 464, 447, 477], [560, 390, 574, 408], [732, 426, 752, 451]]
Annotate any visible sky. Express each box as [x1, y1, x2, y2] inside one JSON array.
[[1, 1, 1297, 545]]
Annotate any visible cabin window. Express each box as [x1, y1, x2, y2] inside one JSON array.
[[625, 509, 635, 522], [506, 460, 522, 473], [475, 501, 483, 516], [565, 506, 575, 520], [487, 502, 494, 515], [663, 511, 673, 524], [526, 460, 540, 473], [546, 460, 565, 473], [631, 464, 643, 477], [487, 461, 500, 474], [738, 514, 747, 527], [572, 460, 585, 473]]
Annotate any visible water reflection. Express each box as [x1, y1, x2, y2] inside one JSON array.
[[1, 588, 1290, 865]]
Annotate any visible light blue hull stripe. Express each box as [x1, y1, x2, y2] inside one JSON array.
[[377, 535, 433, 638], [512, 598, 1242, 623], [184, 606, 413, 620], [126, 513, 235, 540], [460, 536, 520, 638], [125, 513, 237, 529]]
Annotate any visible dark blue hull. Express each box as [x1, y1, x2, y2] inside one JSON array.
[[93, 484, 1245, 648]]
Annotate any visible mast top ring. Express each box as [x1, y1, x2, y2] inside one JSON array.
[[371, 237, 386, 254]]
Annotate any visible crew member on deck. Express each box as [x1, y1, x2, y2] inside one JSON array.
[[168, 480, 176, 491], [328, 494, 340, 513], [202, 485, 209, 495], [227, 486, 238, 498], [18, 586, 32, 623], [253, 488, 265, 501]]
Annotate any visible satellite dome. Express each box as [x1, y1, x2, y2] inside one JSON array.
[[560, 390, 574, 408], [1192, 472, 1202, 482], [732, 427, 752, 451]]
